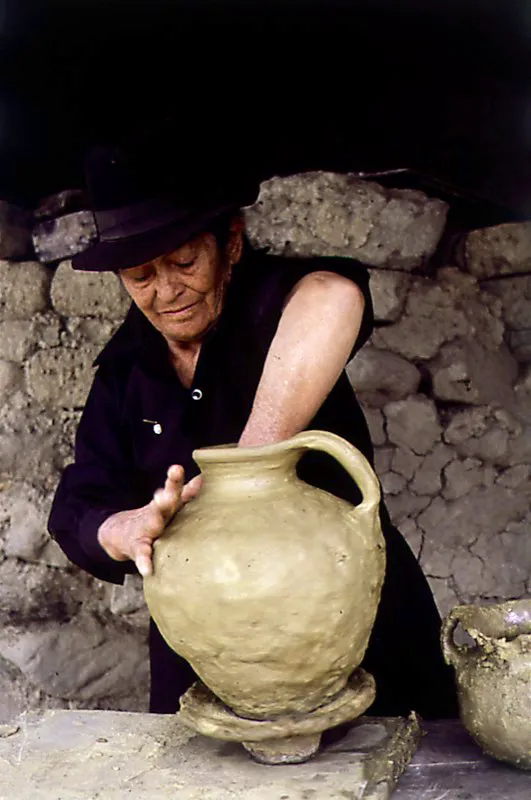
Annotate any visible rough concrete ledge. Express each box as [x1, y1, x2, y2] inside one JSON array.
[[0, 710, 420, 800]]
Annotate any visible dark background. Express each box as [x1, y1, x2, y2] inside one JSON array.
[[1, 0, 530, 226]]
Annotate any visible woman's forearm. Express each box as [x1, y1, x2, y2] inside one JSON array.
[[239, 271, 365, 447]]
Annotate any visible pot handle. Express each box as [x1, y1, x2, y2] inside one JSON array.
[[441, 605, 471, 671], [284, 430, 381, 520]]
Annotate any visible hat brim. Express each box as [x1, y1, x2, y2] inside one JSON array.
[[72, 202, 248, 272]]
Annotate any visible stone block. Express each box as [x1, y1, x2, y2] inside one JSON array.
[[0, 658, 33, 723], [32, 211, 97, 263], [34, 189, 87, 221], [496, 463, 530, 489], [373, 445, 394, 475], [359, 188, 448, 269], [245, 172, 384, 256], [0, 655, 68, 724], [110, 574, 146, 616], [428, 339, 518, 407], [512, 367, 531, 427], [0, 260, 51, 320], [0, 560, 85, 625], [391, 446, 423, 480], [0, 320, 34, 362], [370, 269, 411, 322], [508, 425, 531, 465], [0, 614, 149, 708], [449, 550, 486, 598], [418, 501, 456, 577], [461, 221, 531, 278], [361, 407, 386, 446], [245, 172, 448, 269], [372, 268, 504, 361], [372, 278, 467, 360], [0, 549, 122, 627], [51, 260, 130, 319], [443, 405, 498, 443], [385, 492, 431, 527], [443, 406, 522, 466], [380, 471, 407, 495], [0, 360, 22, 398], [443, 458, 491, 501], [65, 316, 123, 346], [384, 395, 442, 455], [418, 483, 530, 578], [0, 482, 68, 567], [409, 443, 454, 496], [347, 347, 421, 407], [31, 312, 62, 349], [0, 429, 62, 492], [0, 312, 61, 362], [25, 345, 99, 408], [399, 517, 424, 559], [0, 201, 33, 259], [515, 363, 531, 394], [0, 397, 80, 493], [470, 524, 531, 599], [482, 274, 531, 331], [507, 329, 531, 362]]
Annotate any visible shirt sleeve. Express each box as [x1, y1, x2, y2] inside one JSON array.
[[250, 253, 374, 359], [47, 363, 139, 585]]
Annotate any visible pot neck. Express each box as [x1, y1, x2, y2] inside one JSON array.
[[458, 600, 531, 641], [193, 445, 301, 498]]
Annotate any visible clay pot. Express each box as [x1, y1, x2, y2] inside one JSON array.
[[442, 599, 531, 770], [144, 430, 385, 721]]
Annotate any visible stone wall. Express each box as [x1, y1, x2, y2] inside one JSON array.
[[0, 172, 529, 721]]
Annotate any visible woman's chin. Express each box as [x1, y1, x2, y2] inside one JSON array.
[[159, 316, 211, 344]]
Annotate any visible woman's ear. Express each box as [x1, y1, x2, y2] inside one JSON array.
[[226, 214, 245, 266]]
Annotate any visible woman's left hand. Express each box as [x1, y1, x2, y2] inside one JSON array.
[[97, 465, 202, 577]]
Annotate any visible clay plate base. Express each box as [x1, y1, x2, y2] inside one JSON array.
[[178, 668, 376, 764]]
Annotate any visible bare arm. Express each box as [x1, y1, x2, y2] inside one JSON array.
[[239, 270, 365, 446]]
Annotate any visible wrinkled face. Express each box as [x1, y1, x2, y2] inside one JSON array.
[[119, 229, 239, 344]]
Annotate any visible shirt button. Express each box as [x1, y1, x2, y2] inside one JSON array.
[[191, 388, 203, 401]]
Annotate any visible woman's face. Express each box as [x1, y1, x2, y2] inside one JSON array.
[[119, 227, 241, 345]]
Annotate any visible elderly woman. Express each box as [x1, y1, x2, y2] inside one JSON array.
[[48, 145, 457, 719]]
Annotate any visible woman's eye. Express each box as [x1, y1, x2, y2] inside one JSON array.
[[172, 259, 196, 269], [130, 272, 153, 284]]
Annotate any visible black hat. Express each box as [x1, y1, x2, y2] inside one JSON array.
[[72, 143, 260, 272]]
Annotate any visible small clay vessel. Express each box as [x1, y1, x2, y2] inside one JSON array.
[[442, 599, 531, 770], [144, 430, 386, 762]]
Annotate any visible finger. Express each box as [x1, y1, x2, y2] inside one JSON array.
[[132, 538, 153, 577], [152, 485, 182, 522], [154, 465, 188, 517], [181, 474, 203, 503], [166, 464, 185, 485]]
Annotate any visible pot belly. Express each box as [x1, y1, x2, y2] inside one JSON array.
[[144, 492, 385, 718], [457, 666, 531, 769]]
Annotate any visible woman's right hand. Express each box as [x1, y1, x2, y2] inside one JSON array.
[[97, 465, 202, 577]]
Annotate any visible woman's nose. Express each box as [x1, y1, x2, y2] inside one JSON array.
[[156, 265, 184, 303]]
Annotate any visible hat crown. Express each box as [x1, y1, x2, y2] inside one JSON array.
[[72, 138, 260, 272], [83, 137, 254, 213], [84, 144, 177, 210]]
